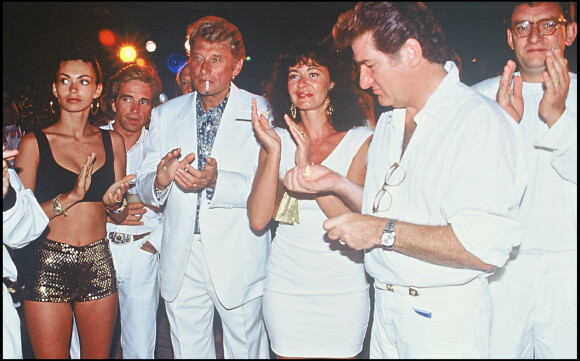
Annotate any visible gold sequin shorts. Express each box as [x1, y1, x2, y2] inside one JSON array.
[[23, 237, 117, 303]]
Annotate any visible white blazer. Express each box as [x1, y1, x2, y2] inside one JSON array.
[[136, 84, 271, 308]]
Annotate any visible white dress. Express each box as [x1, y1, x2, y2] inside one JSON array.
[[262, 126, 373, 358]]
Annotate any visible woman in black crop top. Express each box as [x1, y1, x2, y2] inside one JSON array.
[[14, 48, 134, 358]]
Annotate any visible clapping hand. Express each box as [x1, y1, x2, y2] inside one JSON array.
[[539, 49, 570, 127], [497, 60, 524, 123]]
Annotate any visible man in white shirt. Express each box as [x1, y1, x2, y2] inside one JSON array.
[[3, 146, 49, 359], [284, 2, 527, 358], [136, 16, 271, 358], [70, 64, 164, 359], [472, 2, 577, 358]]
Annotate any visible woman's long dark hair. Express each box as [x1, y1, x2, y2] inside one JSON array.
[[263, 37, 367, 132]]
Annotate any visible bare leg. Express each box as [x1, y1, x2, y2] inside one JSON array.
[[23, 300, 74, 358], [73, 292, 119, 358]]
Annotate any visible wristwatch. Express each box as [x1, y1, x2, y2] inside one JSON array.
[[380, 219, 396, 250]]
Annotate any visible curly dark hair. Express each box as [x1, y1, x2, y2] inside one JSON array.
[[333, 2, 460, 68], [263, 37, 367, 132]]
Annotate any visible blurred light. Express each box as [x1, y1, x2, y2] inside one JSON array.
[[136, 58, 146, 66], [99, 29, 116, 46], [472, 58, 477, 63], [167, 53, 187, 74], [246, 56, 251, 61], [184, 38, 190, 54], [146, 40, 157, 52], [120, 46, 137, 63], [159, 93, 168, 103]]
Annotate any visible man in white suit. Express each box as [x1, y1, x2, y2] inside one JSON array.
[[136, 16, 271, 359]]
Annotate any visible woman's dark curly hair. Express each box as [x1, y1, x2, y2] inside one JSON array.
[[263, 37, 367, 132]]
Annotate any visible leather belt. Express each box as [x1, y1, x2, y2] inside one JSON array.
[[107, 232, 151, 245]]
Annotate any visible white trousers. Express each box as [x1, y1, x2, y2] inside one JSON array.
[[3, 284, 22, 359], [489, 251, 577, 359], [70, 238, 160, 358], [370, 277, 492, 358], [164, 238, 269, 359]]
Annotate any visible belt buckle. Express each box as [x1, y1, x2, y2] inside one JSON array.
[[108, 232, 132, 245]]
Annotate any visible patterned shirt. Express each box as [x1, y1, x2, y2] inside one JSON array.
[[194, 88, 230, 234]]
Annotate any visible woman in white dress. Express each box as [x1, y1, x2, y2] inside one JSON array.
[[248, 38, 373, 359]]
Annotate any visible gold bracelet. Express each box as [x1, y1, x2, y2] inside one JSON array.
[[106, 198, 127, 215], [52, 194, 68, 217]]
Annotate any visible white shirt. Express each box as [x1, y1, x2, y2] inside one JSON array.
[[363, 62, 528, 287], [101, 121, 163, 244], [473, 73, 577, 254], [3, 169, 49, 282]]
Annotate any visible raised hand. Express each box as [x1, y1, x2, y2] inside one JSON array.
[[155, 148, 195, 189], [175, 156, 217, 191], [251, 98, 280, 153], [72, 152, 96, 202], [284, 163, 341, 194], [284, 113, 311, 167], [540, 49, 570, 127], [103, 174, 136, 208], [496, 60, 524, 123]]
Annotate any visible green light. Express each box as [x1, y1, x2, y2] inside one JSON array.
[[246, 56, 251, 61]]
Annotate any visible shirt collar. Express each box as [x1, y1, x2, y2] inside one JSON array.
[[415, 61, 461, 125], [106, 120, 146, 152], [196, 87, 231, 118]]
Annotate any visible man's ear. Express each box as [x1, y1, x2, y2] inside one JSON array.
[[507, 28, 515, 50], [565, 22, 577, 46], [401, 38, 422, 68], [232, 57, 244, 78], [111, 99, 117, 114]]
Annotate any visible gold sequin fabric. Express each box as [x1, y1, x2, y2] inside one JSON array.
[[23, 237, 117, 303]]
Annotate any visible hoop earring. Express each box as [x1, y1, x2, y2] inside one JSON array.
[[290, 103, 297, 119], [324, 97, 334, 118], [90, 99, 100, 115], [49, 100, 55, 114]]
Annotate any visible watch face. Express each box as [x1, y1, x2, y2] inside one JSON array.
[[381, 233, 395, 247]]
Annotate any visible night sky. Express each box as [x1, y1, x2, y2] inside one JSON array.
[[3, 2, 578, 100]]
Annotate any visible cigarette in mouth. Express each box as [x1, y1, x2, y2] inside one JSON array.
[[205, 80, 209, 94]]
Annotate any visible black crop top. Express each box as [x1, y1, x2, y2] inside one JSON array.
[[33, 129, 116, 204]]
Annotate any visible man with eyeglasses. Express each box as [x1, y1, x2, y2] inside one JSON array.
[[285, 2, 528, 358], [472, 2, 577, 358]]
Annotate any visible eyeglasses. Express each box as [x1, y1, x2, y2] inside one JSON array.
[[372, 162, 406, 214], [511, 18, 568, 38]]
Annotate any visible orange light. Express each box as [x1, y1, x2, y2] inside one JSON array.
[[119, 46, 137, 63], [136, 58, 146, 66], [98, 29, 116, 46]]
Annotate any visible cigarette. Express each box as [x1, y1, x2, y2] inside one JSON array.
[[205, 80, 209, 94]]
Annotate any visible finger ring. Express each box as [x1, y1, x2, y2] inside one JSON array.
[[554, 82, 560, 86], [298, 132, 305, 139], [338, 239, 346, 245], [114, 194, 121, 203], [193, 183, 197, 187]]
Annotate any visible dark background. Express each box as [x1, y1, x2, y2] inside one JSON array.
[[3, 2, 577, 122]]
